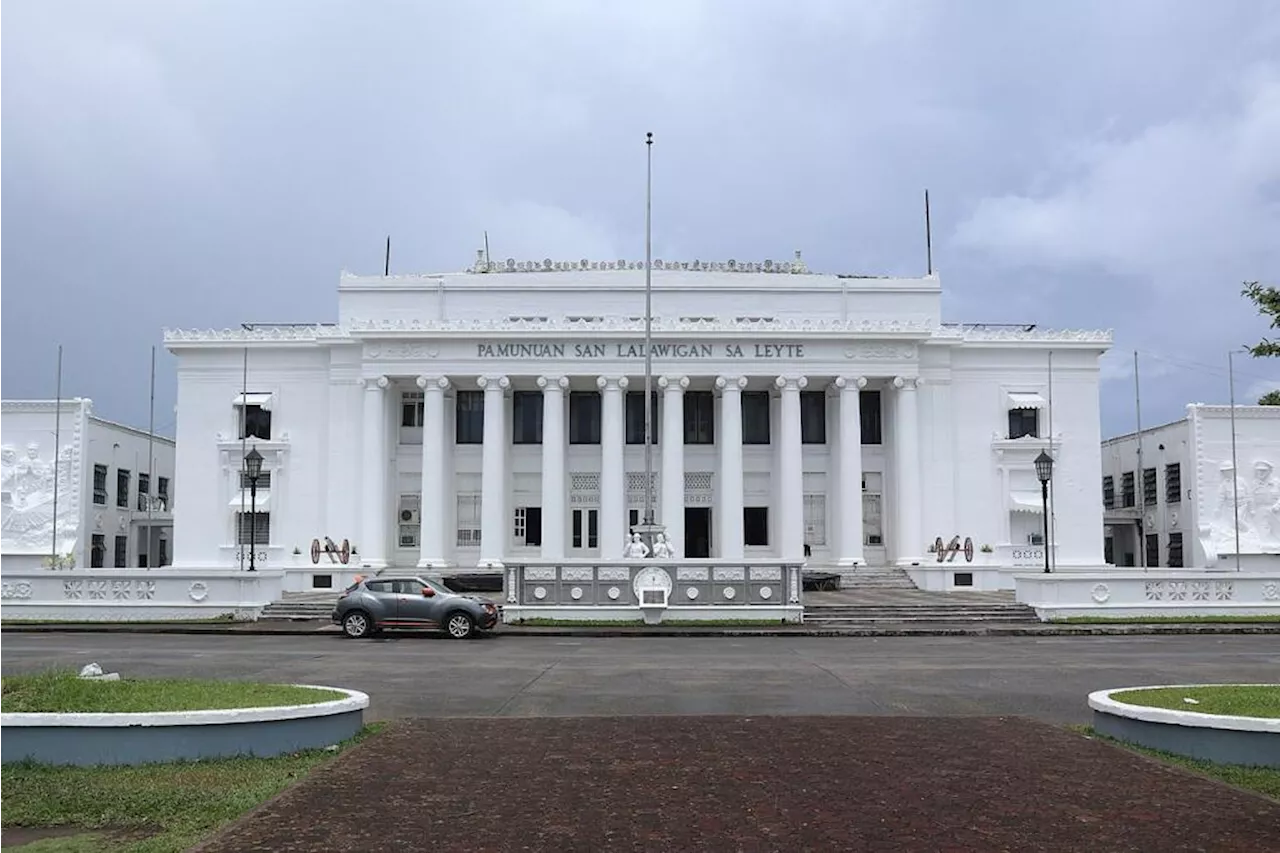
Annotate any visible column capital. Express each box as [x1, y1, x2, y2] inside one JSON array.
[[416, 375, 450, 391], [774, 375, 808, 391], [834, 376, 868, 391], [657, 375, 690, 391], [358, 375, 389, 390], [536, 375, 570, 391], [477, 375, 510, 390], [715, 375, 748, 391], [893, 375, 921, 390], [596, 375, 629, 390]]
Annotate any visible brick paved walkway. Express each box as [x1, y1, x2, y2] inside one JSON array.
[[196, 716, 1280, 852]]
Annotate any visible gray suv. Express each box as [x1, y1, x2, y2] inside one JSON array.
[[332, 576, 499, 639]]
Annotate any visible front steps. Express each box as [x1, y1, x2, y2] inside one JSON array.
[[825, 566, 919, 590], [803, 602, 1041, 625]]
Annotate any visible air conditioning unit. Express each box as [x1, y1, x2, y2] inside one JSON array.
[[400, 508, 420, 524]]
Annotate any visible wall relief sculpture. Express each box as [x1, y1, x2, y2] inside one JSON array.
[[1205, 459, 1280, 553], [1, 443, 79, 554]]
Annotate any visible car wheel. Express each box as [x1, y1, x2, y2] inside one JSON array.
[[342, 611, 372, 639], [444, 611, 475, 640]]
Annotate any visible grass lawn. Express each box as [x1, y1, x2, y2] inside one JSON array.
[[1053, 615, 1280, 624], [510, 618, 794, 627], [1, 669, 346, 714], [1078, 727, 1280, 801], [0, 724, 382, 852], [1108, 685, 1280, 718]]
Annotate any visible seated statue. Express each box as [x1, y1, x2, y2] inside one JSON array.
[[624, 532, 650, 559], [651, 532, 675, 559]]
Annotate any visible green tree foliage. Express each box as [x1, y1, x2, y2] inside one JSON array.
[[1242, 280, 1280, 358], [1260, 389, 1280, 406]]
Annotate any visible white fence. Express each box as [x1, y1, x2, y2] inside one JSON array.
[[0, 569, 284, 621], [1015, 570, 1280, 620]]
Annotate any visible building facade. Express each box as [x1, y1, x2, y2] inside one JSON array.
[[2, 399, 175, 572], [1102, 404, 1280, 570], [164, 253, 1111, 590]]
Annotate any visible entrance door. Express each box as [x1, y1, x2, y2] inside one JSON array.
[[571, 508, 599, 554], [685, 507, 711, 558]]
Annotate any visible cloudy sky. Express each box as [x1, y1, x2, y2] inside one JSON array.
[[3, 0, 1278, 438]]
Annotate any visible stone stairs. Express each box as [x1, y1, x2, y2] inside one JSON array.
[[804, 565, 1040, 625], [829, 566, 919, 590], [261, 593, 340, 621]]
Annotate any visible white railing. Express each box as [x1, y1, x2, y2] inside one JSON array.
[[1015, 570, 1280, 620]]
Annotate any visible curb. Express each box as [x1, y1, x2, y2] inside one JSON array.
[[3, 622, 1280, 637]]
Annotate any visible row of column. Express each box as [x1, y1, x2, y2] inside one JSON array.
[[357, 373, 923, 569]]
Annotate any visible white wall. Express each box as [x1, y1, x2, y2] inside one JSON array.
[[1188, 404, 1280, 567]]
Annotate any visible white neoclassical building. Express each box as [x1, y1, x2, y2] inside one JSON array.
[[164, 252, 1112, 591]]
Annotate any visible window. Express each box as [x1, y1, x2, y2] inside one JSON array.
[[158, 476, 170, 508], [1102, 475, 1115, 509], [239, 470, 272, 489], [238, 404, 272, 440], [137, 473, 150, 511], [625, 392, 659, 445], [1168, 532, 1184, 567], [93, 465, 108, 505], [401, 391, 425, 427], [1145, 533, 1159, 568], [1142, 467, 1157, 506], [1008, 408, 1039, 439], [114, 535, 128, 568], [801, 391, 826, 444], [90, 534, 105, 568], [803, 494, 826, 546], [456, 391, 484, 444], [569, 392, 602, 444], [741, 392, 771, 444], [116, 469, 130, 508], [158, 538, 169, 567], [572, 508, 598, 549], [512, 391, 543, 444], [859, 391, 882, 445], [514, 507, 542, 547], [684, 391, 714, 444], [1165, 463, 1181, 503], [954, 572, 974, 587], [313, 575, 334, 589], [456, 494, 481, 546], [1121, 472, 1136, 507], [1104, 536, 1114, 565], [235, 511, 270, 545], [744, 507, 769, 546]]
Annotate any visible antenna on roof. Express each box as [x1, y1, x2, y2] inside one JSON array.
[[924, 189, 933, 276], [484, 231, 491, 271], [384, 236, 391, 276]]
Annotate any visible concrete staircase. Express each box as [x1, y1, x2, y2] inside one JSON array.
[[804, 565, 1040, 625], [829, 566, 919, 590], [261, 593, 339, 621]]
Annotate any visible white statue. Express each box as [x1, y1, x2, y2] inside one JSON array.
[[624, 532, 650, 559], [1250, 460, 1280, 544], [651, 531, 675, 559]]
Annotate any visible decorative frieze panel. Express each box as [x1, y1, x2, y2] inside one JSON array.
[[1144, 580, 1235, 602], [677, 567, 709, 581], [597, 567, 631, 581], [561, 567, 594, 582], [750, 567, 783, 581], [525, 567, 557, 581], [1, 581, 33, 600], [713, 567, 745, 582]]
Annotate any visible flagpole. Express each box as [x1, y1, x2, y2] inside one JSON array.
[[51, 344, 63, 564], [147, 345, 156, 568], [643, 132, 655, 539]]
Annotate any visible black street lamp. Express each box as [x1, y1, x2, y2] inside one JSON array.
[[244, 448, 264, 572], [1034, 450, 1054, 574]]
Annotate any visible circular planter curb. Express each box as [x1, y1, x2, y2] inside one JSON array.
[[1, 685, 370, 767], [1088, 684, 1280, 768]]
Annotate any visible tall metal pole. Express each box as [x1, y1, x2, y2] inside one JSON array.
[[643, 132, 655, 535], [51, 345, 63, 565], [1047, 349, 1055, 571], [147, 345, 156, 568], [1134, 350, 1145, 569], [1040, 479, 1050, 573], [1228, 350, 1242, 572], [249, 474, 258, 572], [240, 347, 248, 571]]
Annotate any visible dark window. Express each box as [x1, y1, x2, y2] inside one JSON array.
[[1142, 467, 1157, 506], [365, 580, 395, 594], [1168, 532, 1184, 567], [629, 509, 640, 528], [116, 469, 130, 508], [744, 507, 769, 546], [90, 534, 105, 568], [1165, 463, 1181, 503], [1145, 533, 1160, 568], [573, 510, 582, 549], [587, 508, 598, 548], [137, 473, 150, 511], [512, 391, 543, 444], [569, 392, 602, 444], [456, 391, 484, 444], [859, 391, 882, 445], [239, 404, 272, 440], [1104, 536, 1115, 564], [158, 476, 170, 501], [954, 572, 974, 587], [236, 512, 270, 545], [524, 507, 542, 547], [401, 392, 424, 427], [741, 392, 771, 444], [240, 470, 271, 489], [626, 392, 659, 445], [1121, 472, 1136, 507], [93, 465, 108, 505], [114, 535, 128, 568], [801, 391, 826, 444], [1102, 475, 1115, 509], [313, 574, 334, 589], [158, 538, 168, 566], [684, 391, 714, 444], [1008, 408, 1039, 439]]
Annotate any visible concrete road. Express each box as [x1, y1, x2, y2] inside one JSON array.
[[3, 633, 1275, 724]]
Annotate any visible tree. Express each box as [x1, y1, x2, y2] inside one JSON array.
[[1242, 280, 1280, 357], [1260, 389, 1280, 406]]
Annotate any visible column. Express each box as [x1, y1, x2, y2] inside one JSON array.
[[716, 375, 747, 559], [893, 375, 923, 565], [776, 375, 807, 561], [477, 375, 509, 568], [834, 376, 866, 566], [417, 376, 449, 568], [598, 375, 628, 559], [658, 375, 688, 556], [538, 375, 569, 559], [359, 375, 389, 569]]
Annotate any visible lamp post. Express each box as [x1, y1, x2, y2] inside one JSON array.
[[244, 448, 264, 572], [1034, 450, 1054, 573]]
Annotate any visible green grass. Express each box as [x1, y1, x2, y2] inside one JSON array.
[[1052, 614, 1280, 624], [0, 724, 383, 853], [0, 669, 346, 714], [511, 618, 793, 627], [1077, 727, 1280, 801], [1108, 685, 1280, 718]]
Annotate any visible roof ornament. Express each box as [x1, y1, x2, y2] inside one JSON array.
[[791, 250, 807, 274]]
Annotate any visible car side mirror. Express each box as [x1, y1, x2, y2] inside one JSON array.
[[421, 587, 435, 597]]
